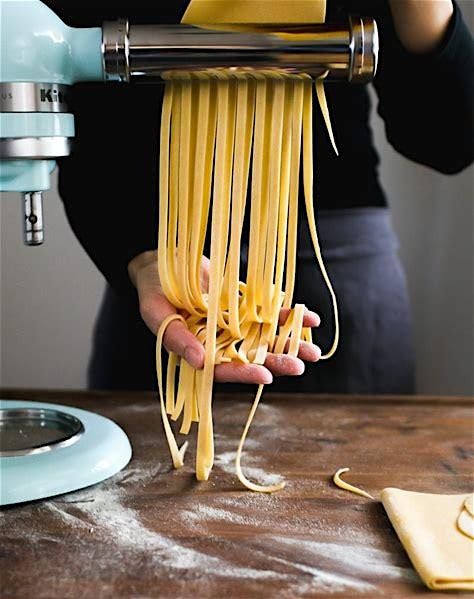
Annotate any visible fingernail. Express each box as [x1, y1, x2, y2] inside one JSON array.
[[184, 346, 203, 369], [308, 310, 321, 326], [262, 371, 273, 385]]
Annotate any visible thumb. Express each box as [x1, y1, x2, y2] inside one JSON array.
[[137, 282, 205, 370]]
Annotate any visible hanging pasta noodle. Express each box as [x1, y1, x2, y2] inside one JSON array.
[[155, 0, 339, 491]]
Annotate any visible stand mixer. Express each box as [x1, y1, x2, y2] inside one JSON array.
[[0, 0, 378, 245]]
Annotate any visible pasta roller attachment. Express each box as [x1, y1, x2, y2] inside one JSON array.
[[0, 0, 378, 244], [102, 16, 378, 83]]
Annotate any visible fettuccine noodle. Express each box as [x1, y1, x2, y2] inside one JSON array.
[[333, 468, 375, 500], [155, 68, 338, 491]]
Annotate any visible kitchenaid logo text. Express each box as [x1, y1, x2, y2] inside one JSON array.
[[40, 88, 66, 103]]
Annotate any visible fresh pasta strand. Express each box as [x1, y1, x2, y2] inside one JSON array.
[[235, 385, 286, 493], [156, 70, 339, 491], [155, 314, 189, 468], [333, 468, 375, 500], [302, 76, 340, 360], [315, 76, 339, 156]]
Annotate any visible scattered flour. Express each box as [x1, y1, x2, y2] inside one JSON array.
[[110, 402, 156, 413], [214, 451, 284, 486], [172, 491, 415, 593], [268, 554, 375, 594], [37, 473, 397, 594], [46, 487, 281, 581], [271, 537, 418, 583], [214, 433, 260, 451], [115, 463, 169, 485], [181, 504, 251, 527]]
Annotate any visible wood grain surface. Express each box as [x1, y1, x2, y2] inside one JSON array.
[[1, 389, 473, 599]]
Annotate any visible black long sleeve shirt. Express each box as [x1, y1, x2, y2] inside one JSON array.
[[48, 1, 474, 295]]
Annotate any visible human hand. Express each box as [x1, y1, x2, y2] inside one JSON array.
[[128, 250, 321, 384]]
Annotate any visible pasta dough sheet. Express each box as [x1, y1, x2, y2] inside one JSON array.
[[182, 0, 326, 24], [381, 488, 474, 591]]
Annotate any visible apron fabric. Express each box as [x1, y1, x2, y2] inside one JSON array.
[[88, 207, 415, 394]]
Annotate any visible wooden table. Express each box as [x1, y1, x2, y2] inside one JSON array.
[[1, 390, 473, 598]]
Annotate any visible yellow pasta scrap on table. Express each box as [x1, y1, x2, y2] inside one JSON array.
[[333, 468, 375, 500]]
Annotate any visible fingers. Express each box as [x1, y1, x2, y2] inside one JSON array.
[[264, 354, 305, 376], [296, 341, 322, 362], [164, 321, 205, 369], [139, 293, 178, 336], [141, 291, 320, 374], [263, 343, 321, 376], [279, 307, 321, 328], [270, 337, 322, 363], [213, 340, 322, 384], [214, 363, 273, 384], [139, 294, 205, 369], [199, 256, 210, 293], [137, 260, 320, 375]]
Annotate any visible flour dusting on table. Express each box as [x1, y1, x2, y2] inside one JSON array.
[[215, 450, 284, 487], [47, 487, 279, 581], [14, 449, 396, 595], [3, 398, 424, 596], [43, 485, 377, 593]]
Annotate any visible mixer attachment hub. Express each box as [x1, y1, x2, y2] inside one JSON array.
[[23, 191, 44, 245]]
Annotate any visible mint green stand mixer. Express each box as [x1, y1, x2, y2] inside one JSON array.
[[0, 0, 378, 504]]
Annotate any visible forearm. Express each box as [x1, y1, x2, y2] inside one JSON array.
[[388, 0, 454, 53], [373, 1, 473, 174]]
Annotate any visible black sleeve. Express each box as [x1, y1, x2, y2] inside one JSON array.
[[57, 84, 163, 298], [48, 1, 189, 298], [372, 2, 474, 174]]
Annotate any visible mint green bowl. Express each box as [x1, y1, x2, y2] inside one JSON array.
[[0, 399, 132, 506]]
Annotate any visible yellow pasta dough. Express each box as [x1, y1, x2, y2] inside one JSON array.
[[381, 488, 474, 591], [458, 495, 474, 540], [332, 469, 474, 591], [155, 0, 338, 490], [181, 0, 326, 25], [458, 504, 474, 540]]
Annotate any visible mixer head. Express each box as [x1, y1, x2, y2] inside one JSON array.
[[0, 0, 378, 245], [0, 0, 103, 245]]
